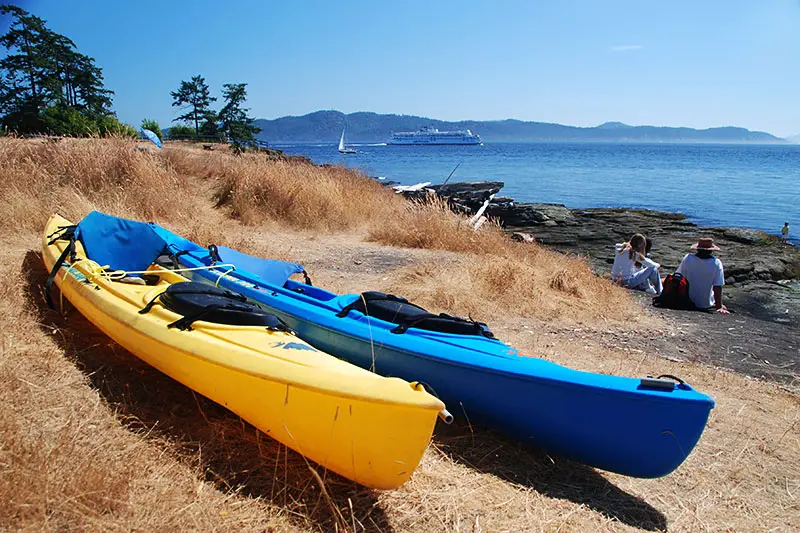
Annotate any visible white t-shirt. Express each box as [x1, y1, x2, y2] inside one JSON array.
[[675, 253, 725, 309], [611, 243, 659, 283]]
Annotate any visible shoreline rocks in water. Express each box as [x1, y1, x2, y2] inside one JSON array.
[[391, 180, 799, 327]]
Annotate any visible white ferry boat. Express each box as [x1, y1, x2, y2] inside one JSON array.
[[388, 126, 482, 145]]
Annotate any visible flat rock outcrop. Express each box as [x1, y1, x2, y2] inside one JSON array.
[[393, 180, 799, 327]]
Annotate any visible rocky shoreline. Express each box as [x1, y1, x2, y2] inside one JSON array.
[[390, 180, 799, 384], [395, 180, 799, 326]]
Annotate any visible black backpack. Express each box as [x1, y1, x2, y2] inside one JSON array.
[[653, 273, 695, 310]]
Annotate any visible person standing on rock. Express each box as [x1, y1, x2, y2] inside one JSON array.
[[781, 222, 789, 244], [675, 238, 729, 314], [611, 233, 663, 295]]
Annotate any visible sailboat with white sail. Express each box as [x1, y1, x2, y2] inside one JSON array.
[[338, 129, 357, 154]]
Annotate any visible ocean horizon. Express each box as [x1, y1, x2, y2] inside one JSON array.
[[274, 141, 800, 244]]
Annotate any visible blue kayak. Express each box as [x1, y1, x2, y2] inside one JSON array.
[[150, 223, 715, 478]]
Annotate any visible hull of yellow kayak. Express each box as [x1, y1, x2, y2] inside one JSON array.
[[42, 214, 444, 489]]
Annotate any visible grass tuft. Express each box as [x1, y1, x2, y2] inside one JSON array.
[[164, 148, 405, 231]]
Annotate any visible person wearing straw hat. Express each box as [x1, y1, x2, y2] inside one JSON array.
[[675, 237, 729, 314]]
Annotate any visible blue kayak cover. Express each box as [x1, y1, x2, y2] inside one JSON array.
[[76, 211, 166, 273], [214, 245, 304, 286]]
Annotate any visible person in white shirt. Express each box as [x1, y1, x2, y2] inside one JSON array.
[[611, 233, 663, 295], [675, 237, 729, 314]]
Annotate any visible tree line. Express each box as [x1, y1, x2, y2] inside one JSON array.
[[0, 4, 131, 136], [1, 5, 261, 150]]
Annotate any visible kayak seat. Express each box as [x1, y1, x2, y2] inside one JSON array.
[[208, 245, 309, 287], [336, 291, 495, 338], [77, 211, 168, 273], [139, 282, 288, 331]]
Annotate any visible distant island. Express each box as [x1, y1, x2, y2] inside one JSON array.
[[253, 111, 784, 144]]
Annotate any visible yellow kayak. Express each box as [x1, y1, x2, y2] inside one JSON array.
[[42, 214, 446, 489]]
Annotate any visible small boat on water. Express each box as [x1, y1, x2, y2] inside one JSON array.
[[338, 129, 357, 154], [150, 224, 716, 479], [42, 212, 447, 489]]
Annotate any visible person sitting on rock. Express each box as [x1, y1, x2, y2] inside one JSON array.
[[675, 237, 729, 314], [635, 237, 653, 268], [611, 233, 663, 295]]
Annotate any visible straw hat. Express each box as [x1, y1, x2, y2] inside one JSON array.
[[690, 237, 720, 251]]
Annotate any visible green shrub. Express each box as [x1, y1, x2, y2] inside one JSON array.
[[96, 116, 137, 138], [40, 105, 135, 137], [167, 124, 195, 139], [42, 105, 95, 136], [141, 118, 163, 140]]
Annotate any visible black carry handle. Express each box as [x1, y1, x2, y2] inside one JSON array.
[[410, 381, 454, 424], [639, 374, 687, 391], [655, 374, 686, 385]]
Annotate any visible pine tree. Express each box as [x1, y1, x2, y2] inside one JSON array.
[[218, 83, 260, 149], [0, 4, 116, 134], [0, 5, 51, 131], [170, 75, 216, 135]]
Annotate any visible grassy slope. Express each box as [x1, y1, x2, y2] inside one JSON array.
[[0, 138, 797, 531]]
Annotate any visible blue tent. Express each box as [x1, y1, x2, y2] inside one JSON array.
[[141, 128, 162, 148]]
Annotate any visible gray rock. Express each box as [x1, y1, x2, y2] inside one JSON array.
[[399, 180, 799, 326]]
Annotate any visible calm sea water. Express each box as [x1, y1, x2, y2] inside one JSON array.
[[273, 141, 800, 244]]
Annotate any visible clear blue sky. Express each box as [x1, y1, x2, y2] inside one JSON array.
[[4, 0, 800, 136]]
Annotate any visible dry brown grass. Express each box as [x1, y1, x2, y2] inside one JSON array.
[[0, 137, 203, 233], [0, 246, 282, 530], [385, 253, 640, 325], [163, 147, 405, 231], [367, 195, 507, 254], [1, 138, 798, 532], [368, 196, 639, 324]]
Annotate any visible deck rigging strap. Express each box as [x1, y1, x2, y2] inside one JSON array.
[[336, 292, 409, 318], [390, 312, 494, 338], [166, 304, 226, 331], [44, 226, 78, 310], [164, 249, 190, 270]]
